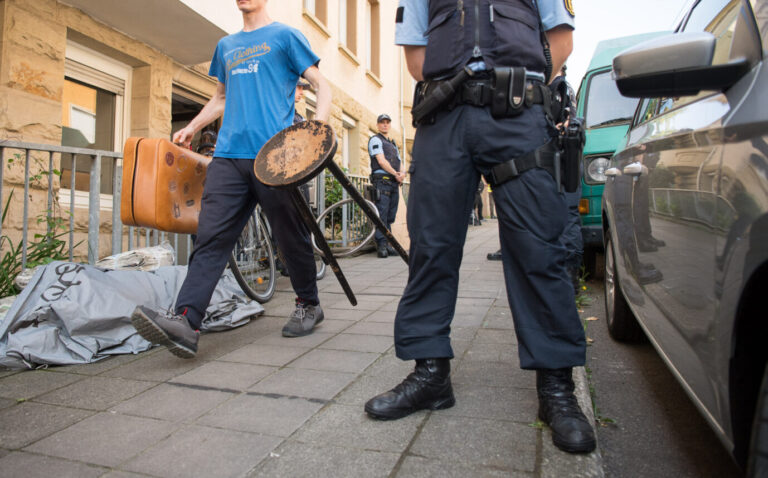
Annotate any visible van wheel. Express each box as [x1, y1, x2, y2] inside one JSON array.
[[747, 366, 768, 477], [604, 229, 644, 342]]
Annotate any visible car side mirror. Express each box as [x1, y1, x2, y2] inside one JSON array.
[[612, 32, 751, 98]]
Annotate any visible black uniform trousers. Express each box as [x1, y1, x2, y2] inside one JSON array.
[[373, 176, 400, 246], [394, 104, 586, 370], [175, 157, 318, 329]]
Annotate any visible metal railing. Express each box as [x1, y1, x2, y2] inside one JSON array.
[[0, 140, 379, 270]]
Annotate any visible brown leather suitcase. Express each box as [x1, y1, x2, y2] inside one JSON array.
[[121, 137, 211, 234]]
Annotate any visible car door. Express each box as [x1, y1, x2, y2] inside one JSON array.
[[615, 0, 754, 422]]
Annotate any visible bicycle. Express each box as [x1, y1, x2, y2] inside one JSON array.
[[228, 204, 327, 303], [313, 197, 379, 257]]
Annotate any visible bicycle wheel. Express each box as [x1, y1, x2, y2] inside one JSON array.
[[315, 252, 327, 280], [313, 198, 379, 258], [228, 211, 276, 303]]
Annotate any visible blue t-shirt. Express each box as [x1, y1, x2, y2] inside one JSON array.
[[209, 23, 319, 159], [395, 0, 575, 46]]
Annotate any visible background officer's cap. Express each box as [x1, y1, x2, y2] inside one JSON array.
[[377, 114, 391, 123], [297, 79, 311, 88]]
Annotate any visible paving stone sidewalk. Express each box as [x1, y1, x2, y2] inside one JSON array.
[[0, 222, 603, 477]]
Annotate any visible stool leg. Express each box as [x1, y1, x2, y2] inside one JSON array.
[[325, 161, 409, 264], [290, 188, 357, 306]]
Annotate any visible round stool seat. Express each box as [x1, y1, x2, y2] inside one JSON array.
[[254, 120, 337, 188]]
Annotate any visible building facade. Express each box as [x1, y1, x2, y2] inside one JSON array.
[[0, 0, 413, 261]]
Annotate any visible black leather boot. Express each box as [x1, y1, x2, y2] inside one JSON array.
[[537, 368, 596, 453], [365, 358, 455, 420]]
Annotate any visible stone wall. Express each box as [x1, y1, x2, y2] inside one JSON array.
[[0, 0, 410, 261]]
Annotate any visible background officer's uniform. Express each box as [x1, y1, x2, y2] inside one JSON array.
[[368, 132, 402, 251], [394, 0, 584, 370]]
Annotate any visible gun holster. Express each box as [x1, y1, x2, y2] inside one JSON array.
[[561, 117, 585, 193], [491, 67, 527, 118]]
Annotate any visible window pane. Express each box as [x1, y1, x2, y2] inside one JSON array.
[[61, 78, 117, 194], [584, 71, 640, 128], [683, 0, 732, 32], [305, 0, 315, 14]]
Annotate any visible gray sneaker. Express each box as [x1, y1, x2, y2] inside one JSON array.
[[131, 305, 199, 358], [282, 299, 324, 337]]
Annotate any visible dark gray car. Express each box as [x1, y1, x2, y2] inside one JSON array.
[[601, 0, 768, 475]]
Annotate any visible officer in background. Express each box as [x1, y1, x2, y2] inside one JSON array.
[[365, 0, 596, 454], [368, 114, 405, 258]]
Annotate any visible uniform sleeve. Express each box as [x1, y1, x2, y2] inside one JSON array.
[[395, 0, 428, 46], [368, 137, 384, 156], [208, 40, 226, 84], [538, 0, 575, 31], [288, 28, 321, 77]]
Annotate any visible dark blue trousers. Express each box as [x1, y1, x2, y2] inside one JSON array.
[[394, 104, 586, 369], [373, 177, 400, 246], [175, 157, 318, 329], [561, 184, 584, 271]]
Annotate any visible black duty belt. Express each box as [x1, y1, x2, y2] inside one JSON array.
[[449, 79, 546, 109], [485, 139, 560, 188], [372, 174, 393, 181]]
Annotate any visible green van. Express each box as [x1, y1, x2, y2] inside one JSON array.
[[575, 32, 668, 275]]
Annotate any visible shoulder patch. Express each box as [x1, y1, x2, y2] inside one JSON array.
[[396, 6, 404, 23], [564, 0, 575, 17]]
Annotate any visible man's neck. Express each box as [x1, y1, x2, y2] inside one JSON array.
[[242, 8, 272, 32]]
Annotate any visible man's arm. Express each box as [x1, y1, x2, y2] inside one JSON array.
[[172, 81, 226, 147], [403, 45, 426, 81], [545, 25, 573, 84], [375, 153, 401, 180], [302, 65, 331, 122]]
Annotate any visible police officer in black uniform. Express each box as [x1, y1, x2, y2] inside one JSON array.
[[368, 114, 404, 258], [364, 0, 596, 454]]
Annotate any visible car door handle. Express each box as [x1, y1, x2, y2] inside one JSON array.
[[623, 163, 644, 176], [605, 167, 621, 177]]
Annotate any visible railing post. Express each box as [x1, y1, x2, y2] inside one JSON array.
[[88, 154, 101, 264], [0, 146, 4, 240], [21, 149, 31, 269], [47, 151, 54, 236], [69, 153, 76, 261], [112, 160, 122, 255]]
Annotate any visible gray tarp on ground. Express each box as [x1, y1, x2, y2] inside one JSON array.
[[0, 262, 263, 369]]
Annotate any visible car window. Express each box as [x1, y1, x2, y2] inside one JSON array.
[[583, 71, 640, 128], [684, 0, 733, 32], [634, 97, 661, 126], [658, 0, 742, 112]]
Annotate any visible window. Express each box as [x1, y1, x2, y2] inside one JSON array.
[[339, 0, 357, 54], [61, 41, 131, 197], [659, 0, 742, 112], [366, 0, 380, 77], [304, 0, 328, 25], [583, 70, 639, 128], [683, 0, 733, 32], [340, 113, 359, 172]]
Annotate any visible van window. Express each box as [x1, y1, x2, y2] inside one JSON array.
[[583, 70, 640, 128]]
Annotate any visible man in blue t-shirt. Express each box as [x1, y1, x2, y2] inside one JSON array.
[[131, 0, 333, 358]]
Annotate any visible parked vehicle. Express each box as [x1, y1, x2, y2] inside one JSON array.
[[602, 0, 768, 475], [574, 32, 667, 276]]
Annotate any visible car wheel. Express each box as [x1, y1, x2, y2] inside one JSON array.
[[604, 228, 644, 342], [747, 366, 768, 477]]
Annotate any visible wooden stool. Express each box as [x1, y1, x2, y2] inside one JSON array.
[[254, 120, 408, 306]]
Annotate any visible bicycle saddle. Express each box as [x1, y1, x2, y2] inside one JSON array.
[[254, 120, 337, 188]]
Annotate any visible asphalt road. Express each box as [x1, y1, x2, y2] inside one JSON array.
[[581, 271, 743, 478]]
